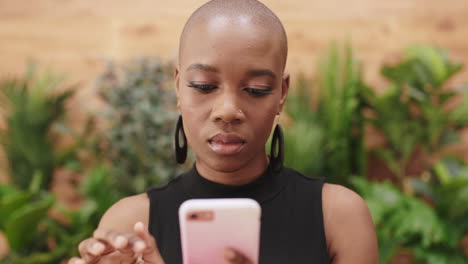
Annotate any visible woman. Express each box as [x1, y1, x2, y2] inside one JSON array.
[[69, 0, 378, 263]]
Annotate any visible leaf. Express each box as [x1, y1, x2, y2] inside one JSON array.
[[413, 245, 467, 264], [377, 238, 400, 264], [381, 61, 412, 84], [439, 91, 457, 104], [4, 193, 55, 250], [450, 88, 468, 127], [405, 45, 446, 86], [448, 184, 468, 220], [409, 86, 428, 102], [433, 160, 452, 184], [283, 121, 324, 177], [389, 197, 445, 248], [81, 165, 118, 214], [0, 184, 18, 197], [0, 69, 75, 190], [15, 244, 69, 264], [352, 178, 402, 224], [0, 187, 31, 229], [28, 171, 43, 194]]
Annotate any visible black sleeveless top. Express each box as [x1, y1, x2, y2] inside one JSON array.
[[146, 165, 330, 264]]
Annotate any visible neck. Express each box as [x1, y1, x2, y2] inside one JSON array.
[[195, 153, 269, 186]]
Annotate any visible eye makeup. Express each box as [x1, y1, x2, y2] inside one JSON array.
[[187, 82, 217, 93], [243, 87, 272, 96], [187, 81, 273, 96]]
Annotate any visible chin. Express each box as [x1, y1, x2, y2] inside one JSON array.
[[206, 156, 248, 173]]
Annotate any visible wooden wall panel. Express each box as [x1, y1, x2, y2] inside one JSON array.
[[0, 0, 467, 179], [1, 0, 467, 86]]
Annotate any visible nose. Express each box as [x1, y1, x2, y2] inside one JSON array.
[[211, 90, 245, 124]]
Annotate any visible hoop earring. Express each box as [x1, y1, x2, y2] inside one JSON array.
[[174, 115, 187, 164], [270, 124, 284, 172]]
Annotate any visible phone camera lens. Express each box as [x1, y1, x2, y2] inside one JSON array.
[[190, 213, 198, 219]]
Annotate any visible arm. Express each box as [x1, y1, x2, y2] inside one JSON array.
[[322, 183, 379, 264], [69, 193, 250, 264], [69, 193, 164, 264], [98, 193, 150, 231]]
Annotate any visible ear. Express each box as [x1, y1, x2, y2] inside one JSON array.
[[279, 73, 290, 113], [174, 65, 181, 109]]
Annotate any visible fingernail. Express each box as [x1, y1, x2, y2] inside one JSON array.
[[114, 236, 127, 248], [224, 248, 236, 260], [135, 222, 144, 231], [134, 241, 146, 252], [76, 260, 85, 264], [91, 242, 104, 254]]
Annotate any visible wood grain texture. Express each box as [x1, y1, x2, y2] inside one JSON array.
[[0, 0, 467, 170], [1, 0, 467, 84]]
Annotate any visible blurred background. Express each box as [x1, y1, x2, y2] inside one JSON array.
[[0, 0, 467, 263]]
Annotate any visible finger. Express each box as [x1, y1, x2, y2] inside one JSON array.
[[68, 257, 85, 264], [78, 238, 107, 257], [93, 228, 146, 256], [79, 237, 116, 264], [134, 222, 165, 263], [91, 250, 138, 264], [93, 229, 136, 252], [133, 222, 154, 252], [224, 248, 253, 264], [127, 233, 147, 253], [80, 238, 136, 264]]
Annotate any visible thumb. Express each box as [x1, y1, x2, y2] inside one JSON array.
[[133, 222, 165, 264], [224, 248, 254, 264]]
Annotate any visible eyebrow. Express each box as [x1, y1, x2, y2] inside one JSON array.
[[186, 63, 219, 73], [186, 63, 276, 80], [246, 69, 276, 80]]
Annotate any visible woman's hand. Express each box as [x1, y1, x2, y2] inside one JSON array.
[[68, 222, 164, 264], [68, 221, 253, 264], [224, 248, 254, 264]]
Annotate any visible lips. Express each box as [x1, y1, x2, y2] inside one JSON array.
[[208, 133, 246, 155]]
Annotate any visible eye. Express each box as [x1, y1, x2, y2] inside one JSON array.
[[244, 87, 273, 97], [187, 82, 218, 94]]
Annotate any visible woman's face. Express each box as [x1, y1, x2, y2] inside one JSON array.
[[175, 18, 289, 173]]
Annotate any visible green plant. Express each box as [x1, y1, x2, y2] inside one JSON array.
[[284, 43, 468, 263], [363, 45, 468, 186], [431, 158, 468, 229], [52, 165, 120, 261], [0, 66, 75, 190], [353, 177, 467, 264], [67, 165, 119, 233], [0, 174, 59, 263], [284, 42, 367, 186], [411, 156, 468, 237], [95, 58, 182, 195], [0, 165, 120, 263]]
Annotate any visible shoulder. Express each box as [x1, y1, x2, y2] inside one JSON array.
[[322, 183, 378, 264], [98, 193, 150, 232], [322, 183, 368, 213]]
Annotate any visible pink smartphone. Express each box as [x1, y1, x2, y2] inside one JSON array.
[[178, 198, 261, 264]]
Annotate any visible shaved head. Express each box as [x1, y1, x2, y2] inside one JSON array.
[[179, 0, 288, 69], [175, 0, 290, 174]]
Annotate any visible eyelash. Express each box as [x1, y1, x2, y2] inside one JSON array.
[[187, 83, 215, 93], [187, 82, 272, 97]]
